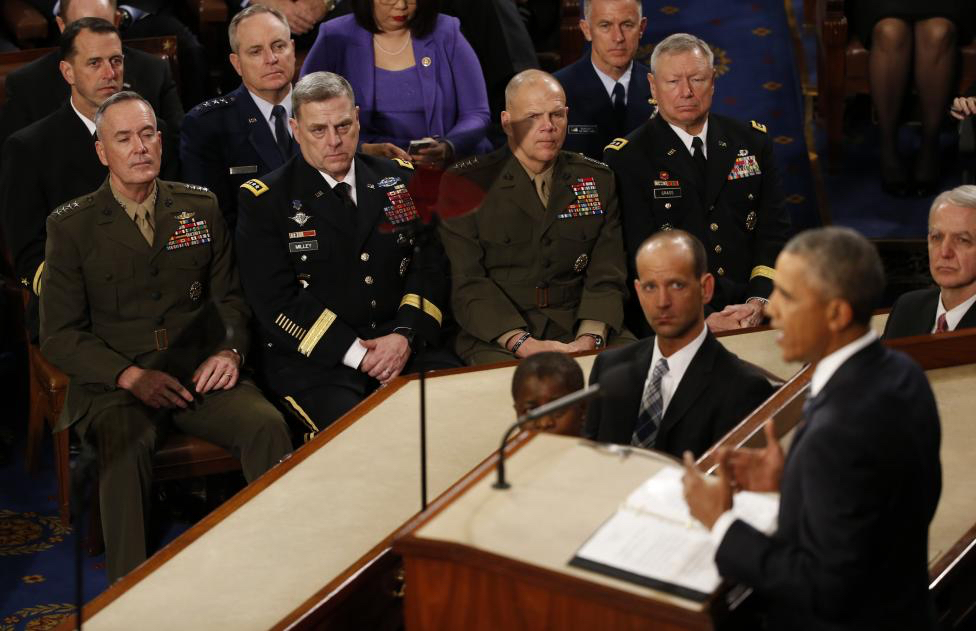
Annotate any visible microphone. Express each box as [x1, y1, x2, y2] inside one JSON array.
[[493, 363, 629, 490]]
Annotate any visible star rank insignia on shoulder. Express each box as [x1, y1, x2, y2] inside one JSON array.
[[49, 198, 85, 220], [190, 95, 235, 115], [605, 137, 628, 151], [392, 158, 415, 170], [179, 183, 210, 194], [450, 155, 480, 171], [241, 179, 270, 196], [750, 120, 768, 134], [574, 153, 610, 170]]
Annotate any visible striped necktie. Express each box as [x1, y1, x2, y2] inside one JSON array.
[[632, 358, 669, 448]]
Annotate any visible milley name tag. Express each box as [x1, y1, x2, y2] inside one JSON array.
[[289, 240, 319, 253]]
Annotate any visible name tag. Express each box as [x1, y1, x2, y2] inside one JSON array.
[[229, 165, 259, 175], [568, 125, 598, 135], [653, 188, 682, 199], [289, 240, 318, 252], [288, 230, 316, 239]]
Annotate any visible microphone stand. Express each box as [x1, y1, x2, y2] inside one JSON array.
[[71, 442, 98, 630], [493, 383, 603, 490]]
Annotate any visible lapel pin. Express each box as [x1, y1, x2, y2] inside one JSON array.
[[421, 56, 432, 67], [667, 148, 677, 156], [248, 117, 258, 124], [739, 149, 749, 156], [718, 140, 727, 148]]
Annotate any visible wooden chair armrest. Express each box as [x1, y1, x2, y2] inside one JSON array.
[[2, 0, 49, 44]]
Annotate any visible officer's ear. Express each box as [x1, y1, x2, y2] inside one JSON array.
[[501, 110, 512, 136], [639, 16, 648, 38], [700, 273, 715, 305], [94, 139, 109, 168], [229, 52, 242, 78], [579, 19, 592, 43], [647, 72, 656, 101], [59, 60, 75, 87]]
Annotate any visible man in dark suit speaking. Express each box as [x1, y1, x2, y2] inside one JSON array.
[[884, 185, 976, 339], [584, 230, 773, 457], [683, 227, 942, 630]]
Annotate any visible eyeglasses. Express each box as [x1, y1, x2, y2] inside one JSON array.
[[377, 0, 417, 5]]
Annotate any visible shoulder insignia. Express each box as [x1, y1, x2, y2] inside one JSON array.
[[451, 156, 480, 171], [750, 120, 767, 133], [392, 158, 415, 170], [49, 198, 87, 220], [181, 183, 210, 193], [241, 179, 269, 197], [605, 137, 628, 151], [190, 95, 235, 115], [575, 153, 610, 170]]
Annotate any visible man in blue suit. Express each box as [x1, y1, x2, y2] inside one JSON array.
[[180, 5, 298, 229], [553, 0, 650, 160]]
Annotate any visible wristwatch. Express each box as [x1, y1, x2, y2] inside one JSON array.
[[579, 333, 605, 349]]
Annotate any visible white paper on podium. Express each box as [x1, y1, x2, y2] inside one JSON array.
[[572, 467, 779, 597]]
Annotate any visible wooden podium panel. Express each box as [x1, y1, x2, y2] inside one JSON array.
[[396, 434, 714, 631]]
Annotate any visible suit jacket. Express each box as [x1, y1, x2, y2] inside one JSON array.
[[0, 101, 179, 338], [300, 14, 492, 156], [180, 84, 297, 229], [39, 178, 249, 431], [605, 113, 791, 334], [716, 341, 941, 630], [583, 332, 773, 457], [0, 45, 184, 158], [235, 153, 446, 397], [882, 286, 976, 339], [438, 147, 628, 361], [554, 56, 652, 160]]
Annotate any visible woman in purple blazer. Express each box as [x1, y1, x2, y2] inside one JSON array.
[[300, 0, 492, 168]]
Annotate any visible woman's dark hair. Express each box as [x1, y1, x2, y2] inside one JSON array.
[[351, 0, 439, 39]]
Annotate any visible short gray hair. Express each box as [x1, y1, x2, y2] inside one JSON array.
[[930, 185, 976, 219], [582, 0, 642, 21], [783, 227, 884, 326], [94, 90, 155, 137], [650, 33, 714, 74], [292, 72, 356, 119], [228, 4, 290, 54]]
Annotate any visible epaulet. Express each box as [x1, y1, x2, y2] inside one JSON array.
[[189, 95, 236, 115], [172, 182, 211, 196], [450, 155, 480, 171], [569, 152, 610, 171], [604, 137, 628, 151], [750, 120, 767, 134], [240, 178, 269, 197], [48, 196, 90, 221], [392, 157, 414, 170]]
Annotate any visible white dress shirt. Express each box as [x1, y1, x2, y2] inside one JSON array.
[[70, 98, 97, 136], [316, 162, 367, 368], [934, 291, 976, 332], [247, 86, 293, 143], [591, 60, 634, 103], [647, 323, 708, 415], [668, 118, 709, 159]]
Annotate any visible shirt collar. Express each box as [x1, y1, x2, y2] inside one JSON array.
[[667, 118, 709, 159], [246, 86, 293, 129], [936, 291, 976, 332], [809, 329, 877, 397], [317, 160, 358, 204], [591, 59, 634, 101], [110, 178, 158, 223], [650, 323, 708, 382], [70, 97, 97, 136]]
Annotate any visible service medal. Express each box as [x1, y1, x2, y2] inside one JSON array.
[[189, 281, 203, 301], [573, 253, 589, 273], [399, 257, 411, 277], [746, 211, 758, 231]]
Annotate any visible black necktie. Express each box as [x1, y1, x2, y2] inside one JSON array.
[[333, 181, 357, 228], [611, 82, 626, 130], [272, 104, 293, 160], [692, 136, 707, 180]]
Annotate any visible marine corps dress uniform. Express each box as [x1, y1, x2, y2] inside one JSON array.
[[236, 153, 455, 434], [39, 178, 292, 582], [439, 146, 632, 365], [604, 113, 791, 335]]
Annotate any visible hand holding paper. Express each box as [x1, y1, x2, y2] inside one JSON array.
[[681, 450, 733, 530]]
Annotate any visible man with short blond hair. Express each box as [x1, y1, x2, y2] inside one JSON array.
[[554, 0, 651, 159], [40, 92, 291, 582], [180, 4, 299, 227], [884, 184, 976, 338]]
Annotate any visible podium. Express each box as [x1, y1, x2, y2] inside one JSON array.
[[395, 433, 728, 631]]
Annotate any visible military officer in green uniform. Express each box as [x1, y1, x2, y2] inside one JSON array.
[[39, 92, 292, 582], [439, 69, 632, 365], [604, 33, 791, 337]]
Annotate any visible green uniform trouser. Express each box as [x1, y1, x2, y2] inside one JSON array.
[[75, 379, 291, 582], [458, 321, 638, 366]]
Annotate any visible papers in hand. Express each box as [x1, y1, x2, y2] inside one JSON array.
[[570, 467, 778, 600]]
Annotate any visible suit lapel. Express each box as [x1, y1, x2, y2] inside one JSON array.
[[497, 154, 543, 223], [542, 153, 575, 236], [352, 157, 386, 253], [95, 181, 153, 254], [658, 332, 716, 438], [704, 116, 735, 208], [647, 116, 703, 205], [413, 36, 438, 136], [239, 87, 285, 170], [958, 297, 976, 329]]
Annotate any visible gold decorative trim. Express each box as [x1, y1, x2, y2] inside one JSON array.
[[283, 396, 320, 433], [32, 261, 45, 296], [399, 293, 443, 325], [750, 265, 776, 281], [297, 309, 336, 356]]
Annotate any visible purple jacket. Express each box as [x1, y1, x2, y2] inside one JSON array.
[[300, 14, 492, 156]]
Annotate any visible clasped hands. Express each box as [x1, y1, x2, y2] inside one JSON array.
[[681, 420, 784, 530], [359, 333, 411, 385], [509, 334, 598, 359], [705, 300, 765, 332], [117, 349, 241, 409]]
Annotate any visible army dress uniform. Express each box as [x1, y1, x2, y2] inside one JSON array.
[[39, 178, 292, 582], [604, 113, 791, 336], [180, 84, 298, 229], [439, 146, 632, 365], [236, 153, 455, 433]]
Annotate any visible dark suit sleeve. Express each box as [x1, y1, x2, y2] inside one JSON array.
[[236, 186, 359, 369], [748, 133, 789, 299], [391, 228, 448, 347], [180, 111, 233, 221], [0, 74, 32, 159], [40, 216, 133, 386], [715, 418, 887, 621], [152, 57, 185, 135], [582, 351, 605, 440], [1, 134, 47, 294]]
